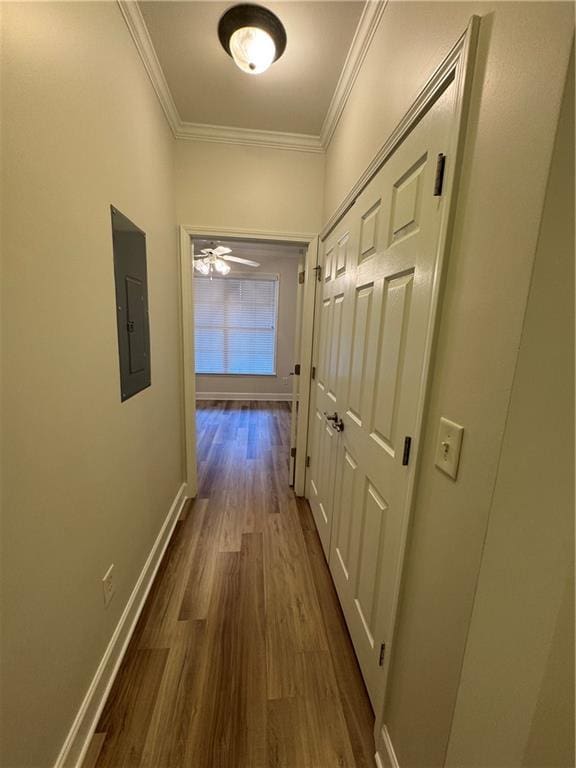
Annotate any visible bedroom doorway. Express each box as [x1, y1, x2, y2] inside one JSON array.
[[178, 228, 319, 499]]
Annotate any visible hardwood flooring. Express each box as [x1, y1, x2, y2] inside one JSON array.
[[88, 401, 375, 767]]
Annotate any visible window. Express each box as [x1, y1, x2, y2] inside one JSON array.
[[194, 275, 278, 375]]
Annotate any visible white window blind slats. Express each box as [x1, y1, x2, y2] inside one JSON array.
[[194, 276, 278, 375]]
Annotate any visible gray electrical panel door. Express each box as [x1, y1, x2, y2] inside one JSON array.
[[111, 206, 151, 401]]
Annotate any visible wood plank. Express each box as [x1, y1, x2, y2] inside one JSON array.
[[82, 733, 106, 768], [303, 525, 376, 768], [94, 648, 168, 768], [135, 499, 209, 647], [184, 551, 249, 766], [140, 620, 206, 768]]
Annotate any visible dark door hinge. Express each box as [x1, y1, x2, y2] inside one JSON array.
[[290, 447, 297, 458], [313, 265, 322, 282], [379, 642, 386, 666], [402, 436, 412, 466], [311, 366, 316, 380], [294, 363, 301, 375], [298, 271, 305, 284], [306, 456, 311, 467], [433, 153, 446, 196]]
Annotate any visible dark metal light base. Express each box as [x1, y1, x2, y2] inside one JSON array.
[[218, 4, 287, 64]]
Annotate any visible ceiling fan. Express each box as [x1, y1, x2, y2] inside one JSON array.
[[193, 245, 260, 276]]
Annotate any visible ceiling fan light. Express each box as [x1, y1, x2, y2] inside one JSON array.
[[215, 259, 231, 275], [230, 26, 275, 74], [195, 259, 210, 275]]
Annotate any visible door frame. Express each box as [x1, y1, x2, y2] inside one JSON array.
[[178, 224, 318, 500]]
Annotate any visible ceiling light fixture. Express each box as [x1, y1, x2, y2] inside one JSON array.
[[218, 4, 287, 75]]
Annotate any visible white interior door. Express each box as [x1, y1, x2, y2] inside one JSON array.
[[307, 86, 454, 712], [305, 221, 352, 554]]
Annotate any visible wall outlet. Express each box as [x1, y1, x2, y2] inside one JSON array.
[[102, 564, 115, 607]]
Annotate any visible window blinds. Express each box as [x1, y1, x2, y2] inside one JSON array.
[[194, 275, 278, 375]]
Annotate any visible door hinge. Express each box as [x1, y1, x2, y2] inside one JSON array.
[[294, 363, 301, 375], [290, 447, 297, 458], [298, 271, 305, 285], [306, 456, 311, 467], [402, 436, 412, 466], [311, 366, 316, 380], [379, 642, 386, 667], [433, 153, 446, 196], [313, 265, 322, 282]]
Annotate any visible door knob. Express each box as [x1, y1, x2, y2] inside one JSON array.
[[324, 412, 344, 432]]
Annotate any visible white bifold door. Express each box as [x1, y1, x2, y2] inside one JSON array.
[[306, 86, 454, 714]]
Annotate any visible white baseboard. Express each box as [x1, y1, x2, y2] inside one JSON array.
[[53, 482, 189, 768], [196, 392, 292, 402], [375, 725, 400, 768]]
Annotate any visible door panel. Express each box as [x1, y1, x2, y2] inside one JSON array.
[[347, 281, 374, 426], [370, 271, 414, 455], [355, 481, 388, 646], [327, 293, 344, 401], [307, 86, 454, 713]]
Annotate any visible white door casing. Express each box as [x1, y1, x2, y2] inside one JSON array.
[[289, 254, 305, 486], [179, 226, 198, 498], [180, 227, 319, 502], [292, 238, 319, 495]]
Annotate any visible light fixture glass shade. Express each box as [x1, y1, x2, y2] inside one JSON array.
[[194, 259, 210, 275], [229, 26, 276, 74], [214, 258, 231, 275]]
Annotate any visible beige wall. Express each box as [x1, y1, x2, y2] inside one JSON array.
[[445, 49, 574, 768], [175, 139, 324, 235], [0, 3, 181, 767], [195, 250, 301, 398], [320, 3, 575, 767]]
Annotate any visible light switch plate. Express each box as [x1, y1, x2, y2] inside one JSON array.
[[435, 417, 464, 480]]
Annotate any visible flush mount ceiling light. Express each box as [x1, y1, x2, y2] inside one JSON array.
[[218, 4, 287, 75]]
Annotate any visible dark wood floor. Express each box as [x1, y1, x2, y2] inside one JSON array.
[[86, 400, 375, 768]]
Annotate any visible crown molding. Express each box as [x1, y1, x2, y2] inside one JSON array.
[[118, 0, 385, 154], [174, 121, 323, 153], [117, 0, 180, 133], [320, 0, 388, 149]]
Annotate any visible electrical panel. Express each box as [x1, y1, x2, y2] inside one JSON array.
[[111, 206, 151, 401]]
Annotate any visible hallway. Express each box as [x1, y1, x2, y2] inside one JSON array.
[[86, 401, 375, 767]]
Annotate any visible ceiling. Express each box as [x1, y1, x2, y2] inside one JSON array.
[[139, 1, 365, 135]]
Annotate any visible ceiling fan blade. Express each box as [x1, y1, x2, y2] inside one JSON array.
[[212, 246, 232, 256], [223, 255, 260, 267]]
